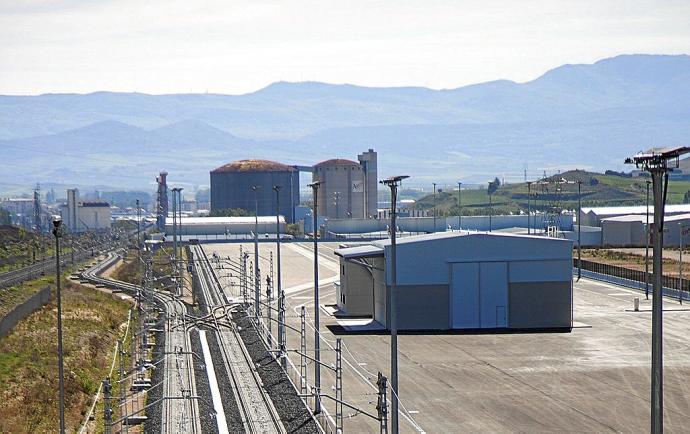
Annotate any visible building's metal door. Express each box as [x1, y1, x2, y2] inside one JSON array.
[[479, 262, 508, 328], [496, 306, 507, 327]]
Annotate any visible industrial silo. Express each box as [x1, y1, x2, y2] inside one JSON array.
[[210, 159, 299, 222], [312, 149, 378, 219], [313, 159, 366, 219]]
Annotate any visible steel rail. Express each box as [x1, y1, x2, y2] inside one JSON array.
[[193, 245, 286, 434]]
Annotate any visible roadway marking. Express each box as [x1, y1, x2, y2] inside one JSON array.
[[283, 275, 339, 295], [199, 330, 229, 434], [286, 243, 341, 272]]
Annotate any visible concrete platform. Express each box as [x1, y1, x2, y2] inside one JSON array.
[[207, 241, 690, 433]]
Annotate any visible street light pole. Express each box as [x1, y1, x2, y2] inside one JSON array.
[[381, 175, 408, 434], [457, 182, 462, 230], [251, 186, 261, 320], [488, 182, 493, 232], [646, 179, 651, 300], [273, 185, 286, 369], [527, 181, 532, 235], [178, 188, 184, 297], [52, 218, 66, 434], [432, 182, 437, 233], [680, 224, 685, 305], [577, 179, 582, 281], [308, 181, 322, 414], [626, 146, 690, 434]]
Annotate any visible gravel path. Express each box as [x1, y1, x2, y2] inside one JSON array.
[[232, 308, 319, 433]]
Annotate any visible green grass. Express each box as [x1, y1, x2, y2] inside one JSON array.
[[413, 170, 690, 215], [0, 275, 131, 433]]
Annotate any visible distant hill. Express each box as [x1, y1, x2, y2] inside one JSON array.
[[412, 170, 690, 215], [2, 54, 690, 190]]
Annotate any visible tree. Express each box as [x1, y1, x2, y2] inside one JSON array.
[[488, 177, 500, 195], [209, 208, 254, 217], [684, 190, 690, 204]]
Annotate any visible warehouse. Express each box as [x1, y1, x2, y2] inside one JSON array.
[[165, 216, 285, 236], [579, 204, 690, 227], [601, 213, 690, 247], [335, 232, 573, 330]]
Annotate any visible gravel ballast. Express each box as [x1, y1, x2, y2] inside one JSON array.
[[144, 324, 165, 434], [189, 329, 220, 434], [232, 308, 319, 433]]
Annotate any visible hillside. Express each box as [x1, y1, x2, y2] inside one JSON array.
[[2, 54, 690, 189], [412, 170, 690, 215]]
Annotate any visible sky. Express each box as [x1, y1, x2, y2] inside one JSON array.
[[1, 0, 690, 95]]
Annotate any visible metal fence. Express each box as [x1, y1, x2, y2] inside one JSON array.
[[576, 258, 690, 294]]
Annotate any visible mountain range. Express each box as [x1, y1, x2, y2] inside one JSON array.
[[2, 54, 690, 192]]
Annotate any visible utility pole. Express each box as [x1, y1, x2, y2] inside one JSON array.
[[52, 218, 66, 434], [681, 224, 688, 305], [308, 181, 322, 414], [171, 188, 179, 295], [381, 175, 408, 434], [457, 182, 462, 230], [646, 179, 651, 300], [136, 198, 141, 272], [273, 185, 286, 369], [251, 186, 261, 320], [626, 146, 690, 434]]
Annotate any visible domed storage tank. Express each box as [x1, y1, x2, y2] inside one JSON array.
[[210, 159, 299, 222], [313, 159, 366, 219]]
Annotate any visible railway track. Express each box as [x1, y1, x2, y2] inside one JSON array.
[[192, 245, 286, 434], [81, 253, 201, 434], [0, 251, 93, 289]]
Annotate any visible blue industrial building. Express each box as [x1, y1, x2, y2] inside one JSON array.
[[335, 231, 573, 331], [210, 159, 299, 222]]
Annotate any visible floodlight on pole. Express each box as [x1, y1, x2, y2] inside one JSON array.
[[52, 217, 66, 434], [625, 145, 690, 434], [308, 180, 322, 414], [380, 174, 409, 434]]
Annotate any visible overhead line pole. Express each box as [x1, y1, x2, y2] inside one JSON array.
[[308, 181, 322, 414], [273, 185, 286, 369]]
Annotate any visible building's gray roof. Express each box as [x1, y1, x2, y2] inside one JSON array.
[[334, 244, 384, 259]]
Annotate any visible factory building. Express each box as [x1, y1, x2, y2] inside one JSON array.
[[312, 149, 378, 219], [335, 232, 573, 330], [60, 189, 111, 232], [210, 160, 299, 222]]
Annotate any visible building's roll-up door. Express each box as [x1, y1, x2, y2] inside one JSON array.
[[451, 263, 479, 328]]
